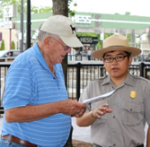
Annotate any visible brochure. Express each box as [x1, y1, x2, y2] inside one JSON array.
[[82, 90, 115, 104]]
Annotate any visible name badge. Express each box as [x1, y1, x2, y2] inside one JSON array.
[[130, 91, 137, 99]]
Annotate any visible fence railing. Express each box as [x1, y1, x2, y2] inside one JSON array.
[[68, 54, 148, 62], [1, 61, 150, 113], [67, 61, 150, 100]]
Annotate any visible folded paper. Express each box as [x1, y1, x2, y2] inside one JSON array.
[[83, 90, 115, 104]]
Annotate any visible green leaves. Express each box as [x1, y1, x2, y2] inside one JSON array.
[[0, 0, 53, 18], [11, 41, 15, 49], [0, 40, 5, 50], [68, 0, 77, 17], [0, 0, 77, 18]]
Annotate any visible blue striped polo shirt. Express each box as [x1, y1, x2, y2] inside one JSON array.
[[1, 42, 71, 147]]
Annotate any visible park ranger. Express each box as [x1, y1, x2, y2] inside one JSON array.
[[76, 34, 150, 147]]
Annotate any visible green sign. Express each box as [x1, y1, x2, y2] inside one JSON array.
[[78, 36, 98, 44]]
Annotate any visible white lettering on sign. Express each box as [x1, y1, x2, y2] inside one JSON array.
[[80, 37, 93, 43], [72, 15, 91, 24], [4, 21, 13, 29]]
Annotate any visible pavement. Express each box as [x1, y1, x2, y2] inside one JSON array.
[[71, 117, 92, 143]]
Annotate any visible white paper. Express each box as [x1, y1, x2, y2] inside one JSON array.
[[83, 90, 115, 104]]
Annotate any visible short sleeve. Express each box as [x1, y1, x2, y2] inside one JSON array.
[[3, 62, 33, 110]]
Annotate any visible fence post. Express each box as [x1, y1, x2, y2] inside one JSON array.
[[76, 62, 81, 101], [139, 62, 144, 77]]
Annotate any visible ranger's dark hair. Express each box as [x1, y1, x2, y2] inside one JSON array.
[[103, 50, 131, 58]]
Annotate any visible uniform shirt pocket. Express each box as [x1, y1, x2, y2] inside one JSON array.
[[93, 114, 107, 125], [122, 102, 143, 126]]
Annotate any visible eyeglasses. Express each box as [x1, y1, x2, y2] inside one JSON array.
[[50, 37, 70, 51], [103, 55, 128, 63]]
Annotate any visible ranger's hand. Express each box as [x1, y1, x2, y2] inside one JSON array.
[[91, 104, 113, 119]]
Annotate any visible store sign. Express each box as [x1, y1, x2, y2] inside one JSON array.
[[78, 36, 98, 44], [4, 21, 16, 29], [3, 5, 17, 18], [72, 15, 91, 24]]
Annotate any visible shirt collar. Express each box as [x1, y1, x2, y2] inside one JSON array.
[[102, 72, 134, 87], [124, 73, 134, 87], [102, 75, 111, 85], [33, 42, 50, 71]]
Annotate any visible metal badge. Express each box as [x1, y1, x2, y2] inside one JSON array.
[[130, 91, 137, 99]]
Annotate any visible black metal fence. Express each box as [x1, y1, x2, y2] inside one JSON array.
[[0, 61, 150, 111], [67, 61, 150, 100], [68, 54, 149, 62]]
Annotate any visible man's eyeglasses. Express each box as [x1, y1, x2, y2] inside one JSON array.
[[103, 55, 128, 63], [50, 37, 70, 51]]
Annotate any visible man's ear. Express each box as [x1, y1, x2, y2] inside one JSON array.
[[43, 36, 50, 47]]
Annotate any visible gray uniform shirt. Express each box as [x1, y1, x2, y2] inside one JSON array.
[[79, 73, 150, 147]]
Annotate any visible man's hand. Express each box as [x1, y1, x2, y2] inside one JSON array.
[[59, 100, 86, 117], [5, 100, 86, 123]]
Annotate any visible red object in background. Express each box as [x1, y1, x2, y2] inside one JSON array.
[[146, 27, 150, 33], [0, 33, 2, 41], [146, 27, 150, 45]]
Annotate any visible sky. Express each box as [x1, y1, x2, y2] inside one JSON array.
[[31, 0, 150, 17]]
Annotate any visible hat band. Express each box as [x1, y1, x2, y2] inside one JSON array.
[[105, 45, 129, 48]]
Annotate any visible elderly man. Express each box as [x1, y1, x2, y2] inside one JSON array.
[[76, 34, 150, 147], [0, 15, 86, 147]]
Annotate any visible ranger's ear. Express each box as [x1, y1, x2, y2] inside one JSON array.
[[128, 56, 132, 65]]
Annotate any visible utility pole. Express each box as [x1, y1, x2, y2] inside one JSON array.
[[9, 18, 12, 50], [26, 0, 31, 49], [20, 0, 24, 52]]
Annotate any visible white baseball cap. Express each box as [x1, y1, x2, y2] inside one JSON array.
[[40, 15, 83, 48]]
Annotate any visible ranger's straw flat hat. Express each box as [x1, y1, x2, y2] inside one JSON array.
[[92, 34, 141, 60]]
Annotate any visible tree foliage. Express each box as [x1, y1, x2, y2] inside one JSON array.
[[104, 33, 114, 39], [11, 41, 15, 49], [0, 0, 23, 18], [76, 32, 102, 49], [125, 12, 131, 15], [0, 0, 77, 18], [68, 0, 77, 16], [31, 6, 52, 14], [77, 32, 98, 37], [0, 40, 5, 50], [0, 0, 52, 18]]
